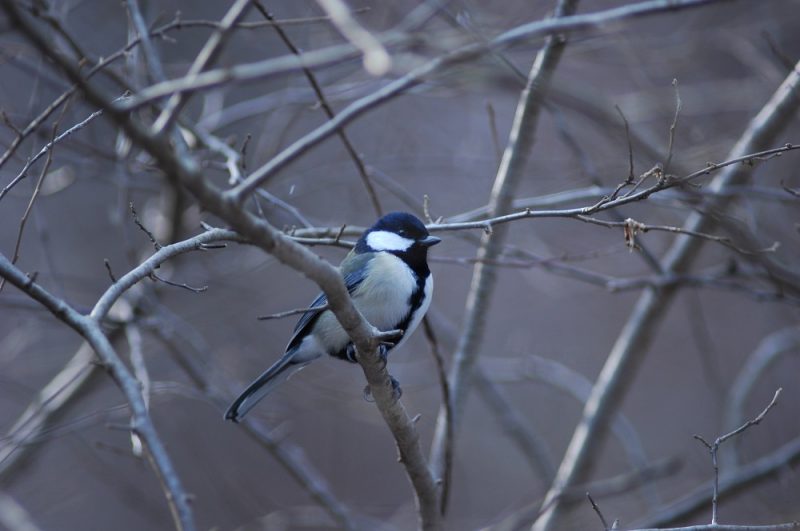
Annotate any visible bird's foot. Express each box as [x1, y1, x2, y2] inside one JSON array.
[[390, 375, 403, 402], [345, 344, 358, 364], [362, 375, 403, 403], [377, 343, 389, 370]]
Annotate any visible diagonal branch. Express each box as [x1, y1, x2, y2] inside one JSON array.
[[0, 3, 440, 527], [252, 1, 382, 215], [151, 0, 253, 134], [120, 0, 731, 117], [0, 253, 196, 531], [184, 0, 730, 200], [429, 0, 581, 485], [532, 57, 800, 531]]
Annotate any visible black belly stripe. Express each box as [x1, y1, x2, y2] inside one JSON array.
[[394, 271, 427, 341]]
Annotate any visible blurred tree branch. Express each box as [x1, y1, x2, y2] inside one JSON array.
[[1, 1, 798, 530], [0, 253, 197, 531], [429, 0, 581, 487], [532, 58, 800, 531], [0, 2, 441, 528]]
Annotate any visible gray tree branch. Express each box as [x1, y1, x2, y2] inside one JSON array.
[[532, 57, 800, 531], [429, 0, 580, 486]]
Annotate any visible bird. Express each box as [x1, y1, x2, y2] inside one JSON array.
[[225, 212, 441, 422]]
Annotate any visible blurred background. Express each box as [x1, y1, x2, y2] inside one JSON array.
[[1, 0, 799, 529]]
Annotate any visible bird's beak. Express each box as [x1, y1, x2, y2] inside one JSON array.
[[420, 235, 441, 247]]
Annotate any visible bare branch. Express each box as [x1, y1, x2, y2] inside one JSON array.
[[636, 435, 800, 528], [121, 0, 732, 118], [0, 342, 99, 477], [129, 201, 162, 250], [258, 304, 330, 321], [315, 0, 391, 76], [252, 1, 382, 215], [422, 145, 800, 234], [1, 5, 440, 526], [0, 106, 104, 202], [145, 307, 361, 531], [587, 492, 612, 531], [0, 492, 42, 531], [422, 317, 454, 514], [491, 459, 680, 531], [92, 228, 241, 321], [218, 0, 733, 200], [125, 0, 169, 83], [0, 119, 59, 295], [664, 78, 682, 173], [0, 253, 196, 531], [693, 389, 781, 525], [533, 58, 800, 531], [615, 104, 635, 183], [723, 328, 800, 467], [152, 0, 253, 134], [430, 0, 580, 486], [578, 215, 778, 256]]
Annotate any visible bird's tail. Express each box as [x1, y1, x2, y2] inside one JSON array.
[[225, 352, 308, 422]]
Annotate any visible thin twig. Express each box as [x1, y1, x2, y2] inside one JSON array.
[[0, 118, 60, 294], [129, 201, 162, 250], [0, 342, 100, 477], [152, 0, 253, 134], [486, 102, 503, 163], [252, 1, 382, 215], [122, 0, 732, 117], [587, 492, 610, 530], [578, 215, 778, 256], [693, 388, 782, 525], [0, 253, 196, 531], [0, 106, 104, 202], [420, 145, 800, 234], [145, 307, 361, 531], [635, 435, 800, 528], [258, 304, 329, 320], [430, 0, 579, 486], [664, 78, 682, 173], [104, 259, 118, 284], [422, 317, 453, 515], [615, 104, 635, 183], [150, 272, 208, 293], [533, 59, 800, 531], [2, 5, 441, 525], [723, 328, 800, 467]]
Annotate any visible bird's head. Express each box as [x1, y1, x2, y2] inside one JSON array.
[[357, 212, 441, 256]]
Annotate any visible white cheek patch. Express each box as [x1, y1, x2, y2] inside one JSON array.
[[366, 230, 414, 252]]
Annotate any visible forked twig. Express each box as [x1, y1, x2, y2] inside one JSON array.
[[693, 388, 782, 525]]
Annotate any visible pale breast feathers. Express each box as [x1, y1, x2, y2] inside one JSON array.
[[351, 253, 418, 330]]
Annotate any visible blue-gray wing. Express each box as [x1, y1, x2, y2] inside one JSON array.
[[285, 252, 373, 352]]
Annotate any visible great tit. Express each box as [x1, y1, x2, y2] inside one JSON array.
[[225, 212, 441, 422]]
